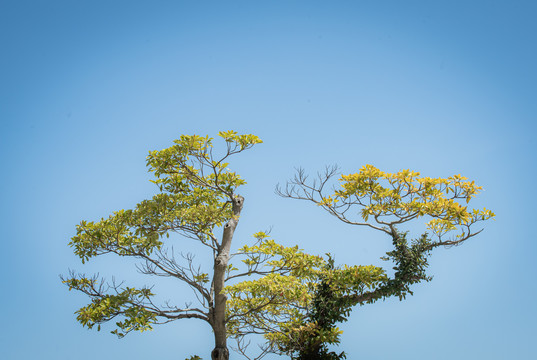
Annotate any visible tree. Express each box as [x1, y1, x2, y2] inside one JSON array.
[[62, 133, 495, 359], [62, 131, 294, 360], [226, 165, 495, 359]]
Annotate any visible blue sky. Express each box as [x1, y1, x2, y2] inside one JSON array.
[[1, 1, 536, 359]]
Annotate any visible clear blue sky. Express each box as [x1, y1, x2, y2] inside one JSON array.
[[1, 1, 536, 359]]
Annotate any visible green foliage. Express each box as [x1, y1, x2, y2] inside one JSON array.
[[283, 231, 434, 359], [230, 165, 495, 358], [237, 234, 326, 278], [64, 276, 157, 337], [70, 208, 165, 264], [63, 133, 494, 360], [146, 132, 260, 197], [322, 164, 495, 243], [70, 131, 263, 265], [225, 244, 389, 358], [226, 231, 435, 358], [225, 233, 326, 342], [280, 255, 349, 360], [381, 231, 433, 300], [63, 131, 262, 338]]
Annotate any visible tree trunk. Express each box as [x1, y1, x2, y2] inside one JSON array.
[[211, 347, 229, 360], [210, 195, 244, 360]]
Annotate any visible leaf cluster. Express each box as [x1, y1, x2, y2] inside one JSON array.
[[225, 234, 326, 340], [284, 164, 495, 247], [63, 275, 157, 337]]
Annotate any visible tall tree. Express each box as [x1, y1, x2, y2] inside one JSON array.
[[62, 131, 285, 360], [226, 165, 495, 359]]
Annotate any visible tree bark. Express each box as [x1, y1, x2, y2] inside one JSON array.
[[211, 195, 244, 360], [211, 347, 229, 360]]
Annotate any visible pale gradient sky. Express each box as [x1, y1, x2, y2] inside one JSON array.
[[1, 1, 536, 359]]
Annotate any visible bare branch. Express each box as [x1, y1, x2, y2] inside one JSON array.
[[230, 335, 272, 360]]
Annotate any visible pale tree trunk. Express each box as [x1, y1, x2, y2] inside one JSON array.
[[211, 195, 244, 360]]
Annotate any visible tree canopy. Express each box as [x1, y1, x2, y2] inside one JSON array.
[[63, 133, 494, 360], [225, 164, 495, 359], [63, 131, 273, 360]]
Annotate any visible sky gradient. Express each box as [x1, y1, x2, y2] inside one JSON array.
[[1, 1, 536, 359]]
